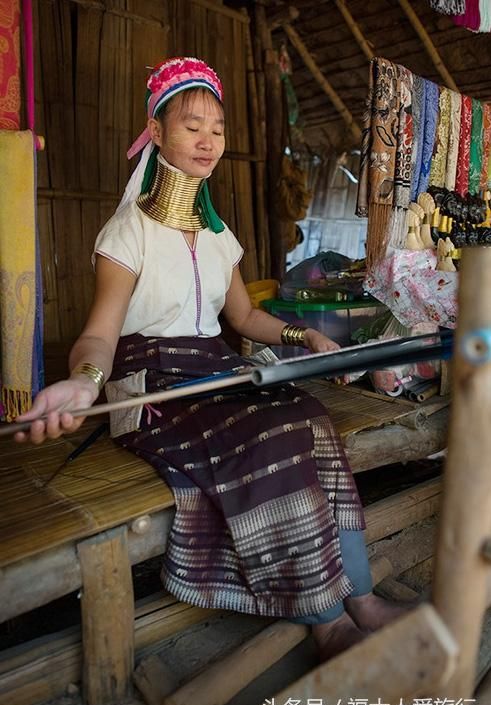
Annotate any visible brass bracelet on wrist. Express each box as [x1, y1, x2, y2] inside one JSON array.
[[72, 363, 105, 392], [280, 324, 307, 347]]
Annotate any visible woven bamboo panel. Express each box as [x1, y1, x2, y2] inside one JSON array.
[[0, 421, 173, 568], [297, 379, 445, 438], [36, 0, 262, 344]]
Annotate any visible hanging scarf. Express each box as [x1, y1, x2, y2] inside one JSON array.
[[429, 87, 452, 188], [480, 104, 491, 191], [455, 95, 473, 196], [429, 0, 465, 13], [364, 59, 401, 268], [479, 0, 491, 31], [468, 99, 483, 195], [390, 66, 414, 248], [416, 80, 439, 195], [445, 90, 462, 191], [410, 76, 426, 201], [453, 0, 481, 30], [356, 57, 375, 219], [0, 0, 21, 130], [393, 66, 414, 208], [0, 130, 36, 420]]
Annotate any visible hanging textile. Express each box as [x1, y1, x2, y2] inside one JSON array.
[[445, 90, 462, 191], [468, 98, 484, 195], [0, 0, 21, 129], [479, 0, 491, 32], [429, 88, 452, 188], [356, 58, 401, 267], [0, 0, 43, 420], [416, 81, 439, 196], [390, 67, 414, 248], [0, 130, 36, 419], [452, 0, 480, 30], [410, 76, 426, 202], [481, 104, 491, 191], [455, 95, 473, 196], [429, 0, 465, 14]]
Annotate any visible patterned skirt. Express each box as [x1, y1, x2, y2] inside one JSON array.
[[112, 334, 365, 619]]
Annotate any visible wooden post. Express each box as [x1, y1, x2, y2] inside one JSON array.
[[397, 0, 459, 92], [255, 0, 287, 281], [432, 248, 491, 696], [282, 22, 362, 144], [78, 526, 135, 704]]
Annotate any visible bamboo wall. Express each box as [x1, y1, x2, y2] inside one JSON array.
[[34, 0, 263, 344]]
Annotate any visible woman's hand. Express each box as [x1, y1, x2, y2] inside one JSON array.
[[304, 328, 341, 354], [14, 378, 99, 445]]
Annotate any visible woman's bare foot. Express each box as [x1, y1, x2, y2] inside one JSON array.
[[312, 612, 365, 662], [344, 592, 411, 633]]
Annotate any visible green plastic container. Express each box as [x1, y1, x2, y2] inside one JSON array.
[[261, 298, 387, 356]]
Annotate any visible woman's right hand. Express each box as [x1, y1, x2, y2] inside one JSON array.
[[14, 378, 99, 445]]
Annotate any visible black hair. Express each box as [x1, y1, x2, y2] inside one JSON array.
[[156, 86, 224, 124]]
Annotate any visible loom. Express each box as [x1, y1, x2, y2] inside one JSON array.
[[0, 330, 454, 438]]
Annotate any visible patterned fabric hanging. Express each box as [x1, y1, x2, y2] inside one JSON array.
[[452, 0, 481, 30], [455, 95, 473, 196], [410, 76, 426, 201], [356, 58, 401, 268], [429, 88, 452, 188], [429, 0, 465, 14], [468, 98, 484, 195], [416, 80, 439, 195], [0, 0, 21, 129], [445, 91, 462, 191], [480, 104, 491, 191]]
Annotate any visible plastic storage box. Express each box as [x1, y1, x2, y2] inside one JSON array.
[[261, 298, 387, 357]]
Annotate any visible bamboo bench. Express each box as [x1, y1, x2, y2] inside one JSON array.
[[0, 367, 449, 705]]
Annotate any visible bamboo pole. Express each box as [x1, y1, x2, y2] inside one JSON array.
[[282, 23, 362, 143], [0, 372, 254, 437], [334, 0, 374, 62], [432, 247, 491, 696], [397, 0, 459, 92]]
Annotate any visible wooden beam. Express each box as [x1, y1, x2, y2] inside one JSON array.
[[334, 0, 374, 62], [267, 4, 299, 31], [432, 247, 491, 697], [0, 594, 214, 705], [282, 22, 362, 143], [397, 0, 459, 92], [346, 407, 448, 472], [190, 0, 249, 23], [271, 605, 457, 702], [78, 527, 135, 704], [364, 477, 441, 545]]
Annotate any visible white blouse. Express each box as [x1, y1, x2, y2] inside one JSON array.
[[92, 202, 244, 338]]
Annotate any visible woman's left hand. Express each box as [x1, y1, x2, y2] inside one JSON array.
[[304, 328, 341, 354]]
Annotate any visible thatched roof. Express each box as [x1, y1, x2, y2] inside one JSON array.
[[236, 0, 491, 151]]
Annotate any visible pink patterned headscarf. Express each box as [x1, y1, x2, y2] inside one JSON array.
[[127, 57, 223, 159]]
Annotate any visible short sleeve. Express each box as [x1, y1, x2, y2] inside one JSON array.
[[222, 225, 244, 268], [91, 205, 143, 276]]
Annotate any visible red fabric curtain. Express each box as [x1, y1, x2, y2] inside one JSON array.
[[0, 0, 21, 129]]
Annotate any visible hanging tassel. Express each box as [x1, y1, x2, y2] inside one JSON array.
[[366, 203, 392, 269]]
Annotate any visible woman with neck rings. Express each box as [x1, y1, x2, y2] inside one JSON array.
[[15, 58, 406, 660]]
